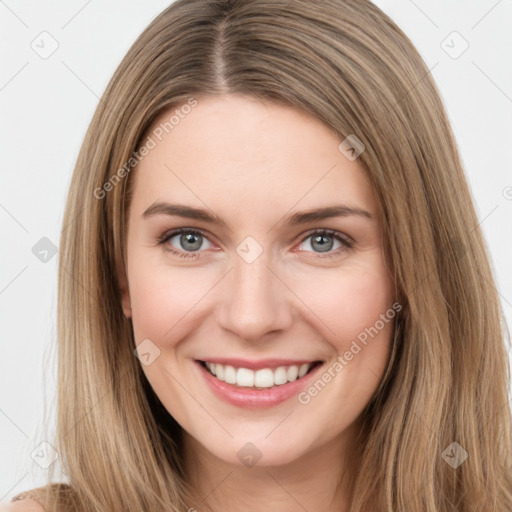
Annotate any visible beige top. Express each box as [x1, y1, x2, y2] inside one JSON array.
[[10, 484, 72, 511]]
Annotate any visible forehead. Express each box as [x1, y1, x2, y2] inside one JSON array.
[[129, 94, 376, 222]]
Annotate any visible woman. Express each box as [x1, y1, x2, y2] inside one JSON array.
[[7, 0, 512, 510]]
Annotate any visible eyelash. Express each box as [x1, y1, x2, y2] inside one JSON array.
[[157, 228, 355, 260]]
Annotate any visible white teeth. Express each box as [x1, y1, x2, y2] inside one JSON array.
[[274, 366, 288, 385], [203, 361, 317, 388], [236, 368, 254, 387], [254, 368, 274, 388], [224, 365, 237, 384], [287, 365, 299, 382], [298, 363, 309, 378]]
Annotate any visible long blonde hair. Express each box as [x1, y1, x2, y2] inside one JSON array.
[[13, 0, 512, 510]]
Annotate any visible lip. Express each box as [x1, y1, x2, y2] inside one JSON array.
[[195, 359, 324, 409]]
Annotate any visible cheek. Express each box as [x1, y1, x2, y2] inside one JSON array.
[[128, 257, 218, 344], [293, 259, 394, 349], [129, 272, 171, 342], [293, 265, 395, 420]]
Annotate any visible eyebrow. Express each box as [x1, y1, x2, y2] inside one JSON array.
[[142, 202, 374, 227]]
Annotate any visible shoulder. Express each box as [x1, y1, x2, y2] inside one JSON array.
[[2, 483, 73, 512], [0, 499, 46, 511]]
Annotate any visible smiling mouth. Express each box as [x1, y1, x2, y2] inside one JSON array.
[[198, 360, 323, 389]]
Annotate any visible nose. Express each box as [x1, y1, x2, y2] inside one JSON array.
[[216, 249, 293, 343]]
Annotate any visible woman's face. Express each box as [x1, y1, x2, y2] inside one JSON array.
[[121, 94, 396, 468]]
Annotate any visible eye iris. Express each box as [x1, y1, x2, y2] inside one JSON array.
[[181, 232, 202, 251], [169, 231, 342, 254], [312, 234, 333, 253]]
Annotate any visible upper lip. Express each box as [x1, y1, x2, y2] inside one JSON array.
[[197, 358, 323, 371]]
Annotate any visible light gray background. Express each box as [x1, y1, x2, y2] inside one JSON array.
[[1, 0, 511, 502]]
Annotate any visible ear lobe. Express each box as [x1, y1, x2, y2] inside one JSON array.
[[117, 257, 132, 319], [121, 285, 132, 319]]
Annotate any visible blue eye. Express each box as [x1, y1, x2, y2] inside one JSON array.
[[297, 229, 354, 258], [158, 228, 354, 259], [158, 229, 212, 259]]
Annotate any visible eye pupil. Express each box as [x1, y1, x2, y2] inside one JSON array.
[[181, 233, 202, 251], [165, 229, 348, 258], [312, 234, 333, 253]]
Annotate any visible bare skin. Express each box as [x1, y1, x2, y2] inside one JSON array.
[[120, 94, 395, 511], [0, 500, 45, 511]]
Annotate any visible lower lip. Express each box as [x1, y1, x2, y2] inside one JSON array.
[[195, 360, 323, 409]]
